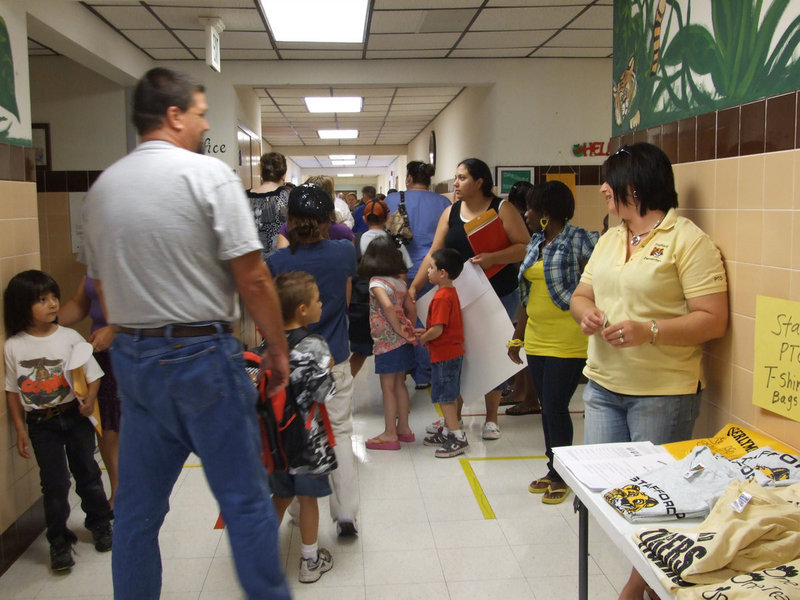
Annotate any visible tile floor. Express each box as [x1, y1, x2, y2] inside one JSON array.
[[0, 362, 635, 599]]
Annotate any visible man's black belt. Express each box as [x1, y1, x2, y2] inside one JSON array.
[[115, 323, 232, 337]]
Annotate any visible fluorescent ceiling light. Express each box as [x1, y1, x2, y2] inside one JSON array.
[[318, 129, 358, 139], [329, 154, 356, 160], [337, 173, 355, 177], [261, 0, 368, 43], [332, 160, 356, 166], [305, 97, 362, 113]]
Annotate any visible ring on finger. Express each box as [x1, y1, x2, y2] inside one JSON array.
[[618, 329, 623, 338], [620, 336, 625, 344]]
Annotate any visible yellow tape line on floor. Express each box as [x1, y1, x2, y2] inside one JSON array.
[[459, 455, 547, 519]]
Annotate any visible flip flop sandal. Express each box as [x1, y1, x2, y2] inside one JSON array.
[[499, 396, 518, 406], [505, 403, 542, 416], [528, 475, 551, 494], [365, 438, 401, 451], [542, 483, 571, 505]]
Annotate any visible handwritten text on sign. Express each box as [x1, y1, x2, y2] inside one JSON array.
[[754, 295, 800, 422]]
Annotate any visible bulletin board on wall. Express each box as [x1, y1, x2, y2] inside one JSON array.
[[495, 167, 534, 197]]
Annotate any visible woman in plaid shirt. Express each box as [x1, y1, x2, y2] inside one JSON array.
[[507, 181, 598, 504]]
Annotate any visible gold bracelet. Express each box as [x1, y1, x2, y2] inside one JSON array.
[[506, 338, 524, 349]]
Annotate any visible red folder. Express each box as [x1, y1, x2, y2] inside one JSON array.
[[465, 209, 510, 279]]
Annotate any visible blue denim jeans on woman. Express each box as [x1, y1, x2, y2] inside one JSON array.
[[110, 329, 289, 600], [583, 379, 702, 446]]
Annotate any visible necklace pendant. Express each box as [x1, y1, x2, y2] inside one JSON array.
[[630, 234, 642, 246]]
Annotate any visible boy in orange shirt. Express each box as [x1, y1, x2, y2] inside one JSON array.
[[415, 249, 467, 458]]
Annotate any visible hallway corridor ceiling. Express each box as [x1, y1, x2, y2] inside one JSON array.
[[29, 1, 612, 152]]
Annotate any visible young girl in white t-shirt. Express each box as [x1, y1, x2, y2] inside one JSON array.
[[3, 270, 112, 572], [358, 235, 418, 450]]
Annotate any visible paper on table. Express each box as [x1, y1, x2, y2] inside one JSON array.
[[554, 443, 675, 491]]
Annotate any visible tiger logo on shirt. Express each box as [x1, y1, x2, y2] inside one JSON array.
[[604, 484, 658, 514]]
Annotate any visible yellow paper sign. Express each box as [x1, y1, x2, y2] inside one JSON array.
[[753, 295, 800, 422]]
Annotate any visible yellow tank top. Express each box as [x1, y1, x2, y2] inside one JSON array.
[[523, 260, 587, 358]]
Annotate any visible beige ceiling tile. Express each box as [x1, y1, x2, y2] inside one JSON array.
[[449, 47, 531, 58], [93, 5, 162, 29], [221, 31, 272, 49], [533, 47, 611, 58], [269, 88, 331, 98], [486, 0, 589, 5], [550, 28, 612, 47], [394, 86, 461, 97], [151, 7, 263, 31], [459, 30, 552, 48], [174, 30, 205, 47], [472, 6, 582, 30], [370, 10, 424, 33], [366, 49, 448, 58], [148, 48, 195, 59], [122, 30, 181, 47], [572, 5, 613, 29], [224, 49, 279, 59], [137, 0, 254, 6], [367, 32, 459, 50]]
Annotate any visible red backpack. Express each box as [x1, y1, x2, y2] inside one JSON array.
[[244, 348, 336, 475]]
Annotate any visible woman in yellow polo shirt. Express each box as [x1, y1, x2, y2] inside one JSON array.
[[570, 142, 728, 600], [508, 181, 598, 504]]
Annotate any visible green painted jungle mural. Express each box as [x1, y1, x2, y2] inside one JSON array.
[[0, 10, 26, 146], [612, 0, 800, 136]]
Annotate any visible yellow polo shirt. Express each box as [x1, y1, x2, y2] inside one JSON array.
[[580, 208, 727, 396]]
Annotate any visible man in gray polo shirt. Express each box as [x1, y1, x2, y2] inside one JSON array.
[[82, 67, 290, 600]]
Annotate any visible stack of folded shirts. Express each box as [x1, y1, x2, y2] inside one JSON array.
[[633, 480, 800, 598], [733, 447, 800, 487], [602, 446, 741, 522]]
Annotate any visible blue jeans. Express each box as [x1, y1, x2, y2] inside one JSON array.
[[526, 355, 585, 481], [583, 380, 702, 445], [411, 282, 434, 385], [431, 355, 463, 404], [110, 330, 289, 600]]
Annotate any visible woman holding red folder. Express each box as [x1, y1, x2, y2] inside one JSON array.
[[409, 158, 528, 440]]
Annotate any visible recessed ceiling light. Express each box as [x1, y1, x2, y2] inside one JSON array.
[[261, 0, 368, 43], [337, 173, 355, 177], [305, 97, 362, 113], [332, 160, 356, 166], [318, 129, 358, 139], [329, 154, 356, 160]]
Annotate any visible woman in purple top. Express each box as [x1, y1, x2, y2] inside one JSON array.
[[59, 274, 121, 506]]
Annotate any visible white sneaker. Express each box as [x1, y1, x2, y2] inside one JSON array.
[[482, 421, 502, 440], [299, 548, 333, 583], [425, 417, 463, 434]]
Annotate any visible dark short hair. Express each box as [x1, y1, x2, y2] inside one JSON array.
[[507, 180, 534, 213], [358, 235, 408, 279], [361, 186, 376, 200], [603, 142, 678, 216], [407, 161, 435, 187], [133, 67, 205, 136], [260, 152, 287, 183], [3, 270, 61, 337], [526, 181, 575, 223], [431, 248, 464, 280], [274, 271, 317, 322], [287, 184, 334, 251], [459, 158, 494, 196]]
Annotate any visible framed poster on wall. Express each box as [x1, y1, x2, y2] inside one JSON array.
[[32, 123, 51, 168], [495, 166, 534, 197]]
